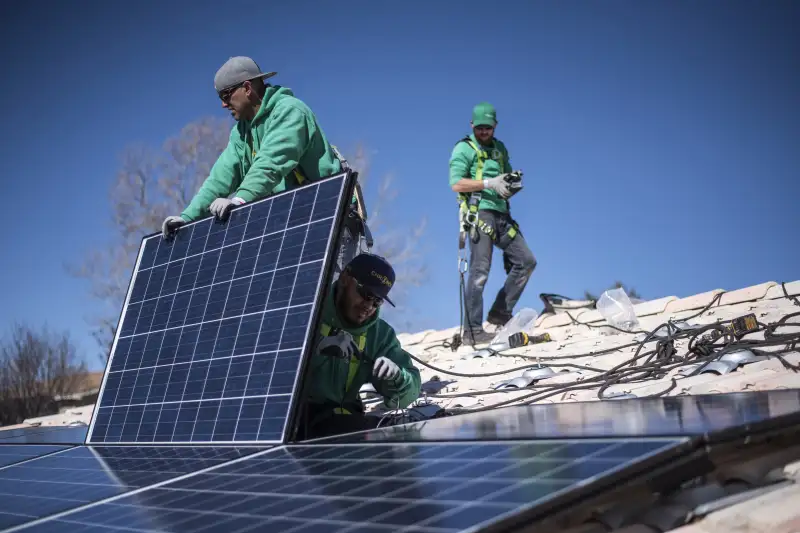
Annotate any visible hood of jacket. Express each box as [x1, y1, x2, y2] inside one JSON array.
[[249, 85, 295, 126]]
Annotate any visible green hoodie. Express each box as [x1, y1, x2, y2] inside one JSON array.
[[448, 133, 512, 213], [181, 86, 342, 222], [304, 282, 422, 412]]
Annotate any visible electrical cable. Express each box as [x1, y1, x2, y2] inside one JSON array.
[[398, 288, 800, 420], [565, 311, 648, 335], [782, 282, 800, 308]]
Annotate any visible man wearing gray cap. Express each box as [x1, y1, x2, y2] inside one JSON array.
[[161, 56, 345, 233]]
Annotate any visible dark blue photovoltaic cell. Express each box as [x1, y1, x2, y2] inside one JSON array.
[[17, 438, 689, 533], [0, 445, 71, 468], [87, 173, 349, 444], [0, 445, 264, 529], [0, 426, 88, 444]]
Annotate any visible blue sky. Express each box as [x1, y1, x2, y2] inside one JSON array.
[[1, 1, 798, 369]]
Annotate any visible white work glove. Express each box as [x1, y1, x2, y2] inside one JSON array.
[[373, 357, 400, 381], [483, 175, 512, 198], [317, 330, 359, 360], [162, 216, 186, 238], [209, 197, 246, 219]]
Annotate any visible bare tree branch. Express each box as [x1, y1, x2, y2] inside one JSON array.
[[0, 323, 87, 426], [341, 142, 430, 328]]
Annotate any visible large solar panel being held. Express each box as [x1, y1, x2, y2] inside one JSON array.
[[8, 438, 690, 533], [86, 171, 353, 445]]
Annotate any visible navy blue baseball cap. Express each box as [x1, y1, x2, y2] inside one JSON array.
[[344, 253, 396, 307]]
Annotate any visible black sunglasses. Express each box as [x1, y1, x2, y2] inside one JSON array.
[[218, 82, 245, 103], [353, 280, 383, 308]]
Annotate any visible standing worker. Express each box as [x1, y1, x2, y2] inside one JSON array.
[[161, 56, 368, 271], [449, 102, 537, 346]]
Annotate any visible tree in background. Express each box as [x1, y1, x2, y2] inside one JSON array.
[[67, 117, 428, 361], [584, 281, 642, 302], [343, 142, 429, 329], [0, 324, 87, 426]]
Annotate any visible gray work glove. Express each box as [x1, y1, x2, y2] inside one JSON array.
[[483, 174, 512, 198], [317, 330, 358, 360], [162, 216, 186, 239], [209, 197, 245, 220], [373, 357, 400, 381]]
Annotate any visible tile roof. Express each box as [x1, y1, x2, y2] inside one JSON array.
[[395, 279, 800, 412]]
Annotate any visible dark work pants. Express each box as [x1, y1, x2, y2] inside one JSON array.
[[464, 209, 537, 333], [296, 403, 380, 441]]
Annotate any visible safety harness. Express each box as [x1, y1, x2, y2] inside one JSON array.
[[456, 137, 519, 246], [319, 323, 367, 415]]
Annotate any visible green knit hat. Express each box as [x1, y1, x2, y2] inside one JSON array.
[[472, 102, 497, 127]]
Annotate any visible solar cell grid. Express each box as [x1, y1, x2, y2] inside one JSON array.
[[0, 445, 264, 530], [0, 445, 71, 469], [14, 438, 689, 533], [86, 173, 351, 445], [0, 425, 88, 445]]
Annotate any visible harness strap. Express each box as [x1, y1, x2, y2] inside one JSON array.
[[319, 323, 366, 401], [456, 137, 516, 243]]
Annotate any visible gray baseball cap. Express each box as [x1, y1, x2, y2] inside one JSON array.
[[214, 56, 277, 92]]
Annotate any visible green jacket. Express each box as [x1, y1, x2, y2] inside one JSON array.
[[305, 282, 422, 411], [448, 133, 512, 213], [181, 86, 342, 222]]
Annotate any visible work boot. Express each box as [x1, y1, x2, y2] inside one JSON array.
[[462, 329, 495, 347], [487, 310, 513, 327]]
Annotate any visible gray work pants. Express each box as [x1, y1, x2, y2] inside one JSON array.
[[464, 209, 537, 332]]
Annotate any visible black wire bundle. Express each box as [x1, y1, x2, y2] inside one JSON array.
[[404, 287, 800, 415]]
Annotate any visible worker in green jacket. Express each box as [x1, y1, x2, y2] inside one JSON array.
[[162, 56, 342, 230], [297, 253, 422, 440], [161, 56, 367, 270], [449, 102, 537, 346]]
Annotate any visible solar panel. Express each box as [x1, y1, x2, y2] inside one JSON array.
[[0, 445, 265, 529], [0, 426, 87, 445], [0, 445, 71, 469], [13, 438, 690, 533], [314, 389, 800, 445], [86, 171, 354, 445]]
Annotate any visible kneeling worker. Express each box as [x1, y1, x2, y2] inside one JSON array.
[[297, 254, 422, 440]]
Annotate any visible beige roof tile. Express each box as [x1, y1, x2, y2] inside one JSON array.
[[700, 484, 800, 533], [680, 369, 786, 395], [765, 280, 800, 301], [746, 373, 800, 391], [398, 278, 800, 414], [538, 312, 579, 329], [669, 525, 712, 533], [664, 289, 726, 314], [784, 460, 800, 480], [719, 282, 778, 306], [634, 295, 680, 317]]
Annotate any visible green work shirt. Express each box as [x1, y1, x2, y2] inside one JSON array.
[[448, 134, 511, 213]]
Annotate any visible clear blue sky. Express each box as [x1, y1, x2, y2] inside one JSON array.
[[1, 1, 798, 369]]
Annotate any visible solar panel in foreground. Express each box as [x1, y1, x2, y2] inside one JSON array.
[[86, 172, 353, 445], [9, 438, 691, 533]]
